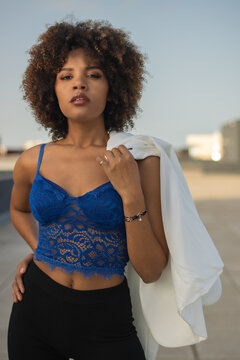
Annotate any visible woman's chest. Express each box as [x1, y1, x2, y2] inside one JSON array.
[[32, 149, 110, 198], [29, 174, 125, 229]]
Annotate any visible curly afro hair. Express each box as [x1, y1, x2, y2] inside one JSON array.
[[21, 18, 149, 141]]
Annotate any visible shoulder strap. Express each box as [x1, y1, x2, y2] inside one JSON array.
[[36, 143, 47, 174]]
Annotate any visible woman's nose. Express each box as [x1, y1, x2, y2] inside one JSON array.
[[73, 75, 88, 90], [73, 84, 86, 89]]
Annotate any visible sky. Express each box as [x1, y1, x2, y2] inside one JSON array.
[[0, 0, 240, 150]]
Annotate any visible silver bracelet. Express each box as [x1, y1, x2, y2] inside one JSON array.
[[124, 209, 148, 222]]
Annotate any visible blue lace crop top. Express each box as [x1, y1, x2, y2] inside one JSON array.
[[29, 143, 129, 280]]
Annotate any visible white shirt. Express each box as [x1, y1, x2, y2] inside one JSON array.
[[106, 131, 224, 360]]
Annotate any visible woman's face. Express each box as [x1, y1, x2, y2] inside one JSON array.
[[54, 48, 109, 125]]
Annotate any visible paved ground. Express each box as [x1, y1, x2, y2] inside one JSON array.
[[0, 166, 240, 359], [156, 168, 240, 360]]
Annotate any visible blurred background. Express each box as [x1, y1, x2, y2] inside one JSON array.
[[0, 1, 240, 359]]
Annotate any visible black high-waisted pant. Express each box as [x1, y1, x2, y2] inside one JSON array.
[[7, 259, 146, 360]]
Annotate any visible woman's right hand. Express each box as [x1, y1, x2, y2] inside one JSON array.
[[12, 253, 34, 303]]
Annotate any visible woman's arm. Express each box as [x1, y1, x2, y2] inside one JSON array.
[[10, 146, 40, 302], [10, 149, 39, 251], [122, 155, 169, 283]]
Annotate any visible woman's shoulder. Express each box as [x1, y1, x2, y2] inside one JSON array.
[[13, 142, 50, 183], [19, 139, 60, 162], [19, 142, 47, 163]]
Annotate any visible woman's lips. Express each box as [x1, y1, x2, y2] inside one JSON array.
[[71, 99, 89, 105]]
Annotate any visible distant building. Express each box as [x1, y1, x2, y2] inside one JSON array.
[[221, 119, 240, 163], [200, 119, 240, 173], [185, 132, 223, 161], [0, 145, 7, 155]]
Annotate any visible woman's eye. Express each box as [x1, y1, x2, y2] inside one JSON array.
[[60, 74, 101, 80], [88, 74, 101, 78], [60, 75, 72, 80]]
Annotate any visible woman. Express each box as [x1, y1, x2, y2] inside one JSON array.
[[8, 19, 169, 360]]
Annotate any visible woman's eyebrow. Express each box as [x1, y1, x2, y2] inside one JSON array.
[[60, 66, 102, 72]]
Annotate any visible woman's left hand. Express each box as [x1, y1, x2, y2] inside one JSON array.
[[96, 144, 142, 199]]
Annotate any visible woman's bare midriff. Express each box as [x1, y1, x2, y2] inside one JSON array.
[[33, 259, 125, 290]]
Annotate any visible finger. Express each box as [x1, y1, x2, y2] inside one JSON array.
[[13, 284, 23, 301], [15, 274, 25, 293], [20, 268, 25, 277], [96, 156, 109, 166], [16, 289, 22, 301], [18, 264, 26, 274], [13, 292, 18, 303], [110, 147, 123, 156], [118, 144, 134, 157], [96, 149, 117, 166], [103, 149, 121, 164]]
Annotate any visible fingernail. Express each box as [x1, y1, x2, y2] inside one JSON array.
[[20, 268, 25, 273]]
